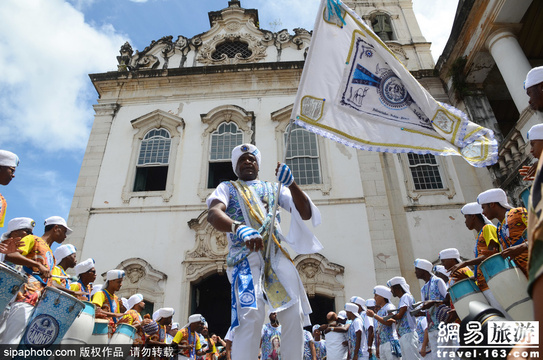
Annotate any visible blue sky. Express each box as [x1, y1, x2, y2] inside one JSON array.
[[0, 0, 458, 241]]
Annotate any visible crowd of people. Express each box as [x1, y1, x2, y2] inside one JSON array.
[[0, 66, 541, 360]]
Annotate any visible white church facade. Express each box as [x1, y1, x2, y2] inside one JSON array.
[[67, 0, 494, 333]]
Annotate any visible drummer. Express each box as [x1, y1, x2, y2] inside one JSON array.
[[0, 217, 34, 262], [0, 150, 19, 228], [172, 313, 206, 359], [438, 248, 473, 287], [149, 307, 175, 344], [118, 293, 147, 345], [432, 265, 449, 286], [70, 258, 96, 301], [92, 269, 125, 332], [0, 215, 70, 344], [477, 188, 529, 277], [52, 244, 77, 289]]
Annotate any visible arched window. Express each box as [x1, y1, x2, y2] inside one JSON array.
[[371, 13, 394, 41], [285, 123, 321, 185], [134, 128, 171, 192], [208, 122, 243, 188]]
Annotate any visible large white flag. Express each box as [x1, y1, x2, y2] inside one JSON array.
[[291, 0, 498, 167]]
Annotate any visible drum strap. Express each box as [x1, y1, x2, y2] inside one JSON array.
[[58, 266, 70, 289], [78, 279, 91, 301], [102, 289, 118, 323]]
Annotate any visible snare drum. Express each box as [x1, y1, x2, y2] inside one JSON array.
[[61, 300, 95, 345], [448, 278, 489, 320], [0, 262, 27, 313], [109, 323, 136, 345], [479, 253, 534, 321], [18, 287, 84, 348]]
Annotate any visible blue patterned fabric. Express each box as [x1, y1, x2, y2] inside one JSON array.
[[415, 317, 425, 346], [377, 303, 397, 345], [396, 293, 416, 337], [347, 317, 365, 358], [303, 330, 314, 360], [276, 164, 294, 187], [261, 323, 281, 360], [421, 275, 446, 332], [314, 339, 326, 360]]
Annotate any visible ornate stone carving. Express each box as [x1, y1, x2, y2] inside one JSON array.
[[135, 54, 159, 70], [117, 42, 133, 72], [387, 43, 408, 62], [126, 265, 145, 284], [294, 254, 344, 298], [196, 33, 267, 65], [226, 22, 242, 32]]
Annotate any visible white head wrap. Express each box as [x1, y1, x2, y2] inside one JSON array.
[[344, 302, 359, 315], [349, 296, 366, 310], [373, 285, 392, 301], [91, 284, 103, 297], [75, 258, 95, 276], [154, 307, 175, 322], [0, 150, 19, 167], [461, 202, 493, 225], [171, 322, 180, 331], [387, 276, 410, 294], [54, 244, 76, 265], [433, 265, 450, 277], [439, 248, 461, 263], [104, 269, 125, 288], [128, 294, 144, 310], [337, 310, 347, 319], [528, 124, 543, 141], [525, 66, 543, 89], [231, 144, 261, 176], [414, 258, 433, 273], [44, 216, 73, 235], [121, 298, 129, 311], [477, 188, 513, 209], [1, 217, 35, 240], [365, 299, 376, 307], [185, 313, 205, 328]]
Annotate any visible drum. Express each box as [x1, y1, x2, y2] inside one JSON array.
[[0, 262, 27, 313], [19, 287, 84, 348], [479, 253, 534, 321], [61, 301, 95, 345], [109, 323, 136, 345], [90, 319, 110, 345], [448, 278, 489, 320]]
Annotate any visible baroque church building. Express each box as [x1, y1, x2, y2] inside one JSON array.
[[68, 0, 494, 333]]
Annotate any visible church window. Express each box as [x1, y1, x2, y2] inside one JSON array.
[[407, 153, 444, 190], [208, 122, 243, 188], [285, 123, 321, 185], [134, 128, 171, 192], [371, 13, 394, 41], [212, 41, 252, 60]]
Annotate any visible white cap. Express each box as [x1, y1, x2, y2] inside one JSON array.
[[128, 294, 144, 310], [477, 188, 513, 209], [414, 258, 433, 273], [387, 276, 410, 294], [231, 144, 261, 176], [528, 124, 543, 141], [365, 299, 376, 307], [439, 248, 461, 263], [373, 285, 392, 301], [461, 202, 483, 215], [171, 322, 180, 330], [0, 150, 19, 168], [345, 302, 359, 314], [75, 258, 95, 276], [350, 296, 366, 310], [54, 244, 76, 265], [1, 217, 35, 240], [104, 269, 125, 289], [185, 313, 205, 328], [433, 265, 450, 277], [44, 216, 73, 235], [524, 66, 543, 89], [91, 284, 103, 297], [153, 307, 175, 322], [121, 298, 129, 311], [337, 310, 347, 319]]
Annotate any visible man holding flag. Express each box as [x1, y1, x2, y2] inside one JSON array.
[[207, 143, 322, 360]]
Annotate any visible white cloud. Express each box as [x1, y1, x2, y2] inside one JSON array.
[[0, 0, 126, 152]]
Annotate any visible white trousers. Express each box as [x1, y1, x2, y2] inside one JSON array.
[[379, 342, 400, 360], [427, 330, 439, 360], [0, 301, 34, 344], [400, 331, 422, 360]]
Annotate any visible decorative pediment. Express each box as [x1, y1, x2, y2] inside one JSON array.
[[294, 253, 344, 298], [130, 109, 185, 137]]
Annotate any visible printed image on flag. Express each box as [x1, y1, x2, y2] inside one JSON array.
[[292, 0, 498, 167]]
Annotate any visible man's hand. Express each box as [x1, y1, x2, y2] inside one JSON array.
[[366, 309, 375, 317], [236, 225, 263, 252], [519, 164, 537, 181], [501, 243, 527, 259], [36, 263, 51, 279], [0, 237, 23, 255], [275, 163, 294, 187]]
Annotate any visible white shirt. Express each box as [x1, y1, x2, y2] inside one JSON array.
[[326, 330, 348, 360]]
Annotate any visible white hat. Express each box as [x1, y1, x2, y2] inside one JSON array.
[[171, 322, 180, 331], [433, 265, 450, 277], [153, 307, 175, 322], [121, 298, 129, 311], [91, 284, 103, 297], [1, 217, 35, 240], [54, 244, 76, 265], [231, 144, 261, 176], [337, 310, 347, 319], [185, 313, 205, 328], [387, 276, 410, 294], [350, 296, 366, 310], [439, 248, 461, 263], [365, 299, 376, 307], [0, 150, 19, 168], [477, 188, 513, 209], [44, 216, 73, 235], [75, 258, 95, 276], [127, 294, 144, 310], [104, 269, 125, 288], [345, 302, 359, 314], [524, 66, 543, 89], [414, 258, 433, 273], [528, 124, 543, 141], [461, 202, 483, 215], [373, 285, 392, 301]]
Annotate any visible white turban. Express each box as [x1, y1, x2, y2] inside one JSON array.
[[171, 322, 180, 330], [121, 298, 129, 311], [231, 144, 261, 176], [44, 216, 73, 235], [54, 244, 76, 265], [91, 284, 103, 297], [525, 66, 543, 89], [75, 258, 95, 276], [387, 276, 410, 294], [1, 217, 35, 240], [477, 188, 512, 209], [154, 307, 175, 322], [373, 285, 392, 301], [365, 299, 376, 307], [104, 269, 125, 288], [337, 310, 347, 319], [0, 150, 19, 167], [185, 313, 205, 328], [433, 265, 450, 277], [414, 258, 433, 273], [439, 248, 461, 263], [349, 296, 366, 310], [128, 294, 144, 310], [344, 302, 359, 314], [528, 124, 543, 141], [461, 202, 483, 215]]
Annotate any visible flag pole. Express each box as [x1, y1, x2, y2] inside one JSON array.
[[265, 118, 295, 260]]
